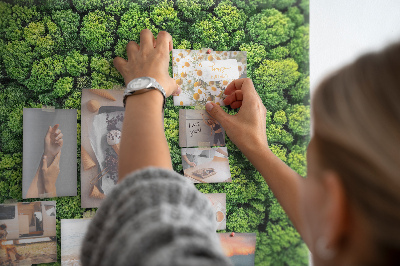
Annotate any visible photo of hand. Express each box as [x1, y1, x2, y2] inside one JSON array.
[[26, 124, 63, 198]]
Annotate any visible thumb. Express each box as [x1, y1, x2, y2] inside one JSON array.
[[205, 102, 231, 128]]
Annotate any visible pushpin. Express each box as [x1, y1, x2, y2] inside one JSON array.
[[230, 232, 235, 237], [206, 49, 212, 54]]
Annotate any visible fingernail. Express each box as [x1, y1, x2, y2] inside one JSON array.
[[177, 86, 182, 94], [43, 156, 47, 159], [206, 102, 214, 111]]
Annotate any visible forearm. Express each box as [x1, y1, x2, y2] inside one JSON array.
[[241, 143, 306, 239], [118, 90, 172, 181], [26, 155, 46, 198]]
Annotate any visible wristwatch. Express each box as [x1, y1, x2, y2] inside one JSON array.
[[123, 77, 166, 110]]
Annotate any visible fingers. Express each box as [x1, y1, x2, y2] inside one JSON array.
[[139, 29, 155, 53], [57, 139, 64, 147], [155, 31, 173, 53], [171, 85, 182, 96], [113, 57, 127, 75], [51, 124, 59, 133], [42, 156, 48, 171], [224, 78, 257, 99], [55, 133, 63, 141], [223, 90, 243, 109], [126, 41, 139, 60], [205, 102, 231, 128]]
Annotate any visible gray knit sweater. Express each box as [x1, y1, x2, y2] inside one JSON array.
[[81, 167, 233, 266]]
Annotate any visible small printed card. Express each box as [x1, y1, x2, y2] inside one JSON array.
[[172, 49, 247, 106]]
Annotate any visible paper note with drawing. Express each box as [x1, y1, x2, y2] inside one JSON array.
[[173, 49, 247, 106]]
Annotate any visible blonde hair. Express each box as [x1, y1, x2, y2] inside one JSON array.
[[312, 43, 400, 263]]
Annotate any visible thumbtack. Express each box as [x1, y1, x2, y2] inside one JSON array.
[[206, 49, 212, 54], [230, 232, 235, 237]]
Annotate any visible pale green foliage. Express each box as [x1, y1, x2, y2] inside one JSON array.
[[273, 110, 287, 125], [175, 0, 214, 20], [24, 20, 55, 57], [287, 145, 307, 177], [248, 8, 294, 48], [287, 7, 304, 27], [215, 0, 247, 32], [2, 40, 35, 82], [81, 10, 116, 52], [287, 104, 310, 136], [150, 0, 181, 32], [65, 50, 88, 77], [254, 58, 300, 111], [267, 46, 290, 60], [27, 54, 65, 92], [117, 4, 157, 43], [73, 0, 103, 12], [290, 74, 310, 104], [270, 144, 287, 162], [53, 77, 73, 98], [300, 0, 309, 16], [52, 9, 80, 51], [1, 4, 40, 41], [289, 25, 309, 70]]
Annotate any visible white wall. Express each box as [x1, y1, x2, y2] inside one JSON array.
[[310, 0, 400, 94]]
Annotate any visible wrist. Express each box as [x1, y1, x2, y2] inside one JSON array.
[[125, 90, 164, 111]]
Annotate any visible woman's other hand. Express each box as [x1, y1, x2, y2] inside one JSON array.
[[205, 78, 268, 155], [113, 29, 180, 97], [41, 152, 61, 197]]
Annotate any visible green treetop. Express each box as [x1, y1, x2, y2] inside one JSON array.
[[286, 104, 310, 136], [80, 10, 116, 52], [247, 8, 294, 48]]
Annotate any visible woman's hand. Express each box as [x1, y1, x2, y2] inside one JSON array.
[[43, 124, 63, 166], [41, 152, 61, 197], [113, 29, 180, 97], [205, 78, 269, 155]]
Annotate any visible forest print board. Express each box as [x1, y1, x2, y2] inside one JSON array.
[[0, 0, 310, 265]]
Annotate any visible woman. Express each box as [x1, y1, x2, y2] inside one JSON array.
[[0, 224, 23, 263], [81, 30, 400, 265], [201, 113, 224, 146]]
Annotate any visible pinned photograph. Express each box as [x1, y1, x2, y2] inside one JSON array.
[[81, 89, 125, 208], [23, 108, 77, 199], [219, 233, 257, 266], [181, 147, 231, 183], [179, 109, 225, 147], [0, 202, 57, 265], [61, 219, 92, 265], [172, 49, 247, 106], [205, 193, 226, 230]]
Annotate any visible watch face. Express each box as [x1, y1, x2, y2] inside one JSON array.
[[132, 77, 151, 90]]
